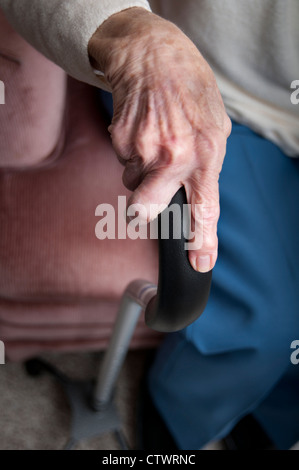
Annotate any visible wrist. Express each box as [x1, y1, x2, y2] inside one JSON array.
[[88, 7, 177, 85]]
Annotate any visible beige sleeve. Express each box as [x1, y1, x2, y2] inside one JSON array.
[[0, 0, 151, 89]]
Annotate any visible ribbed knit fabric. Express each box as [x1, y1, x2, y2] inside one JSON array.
[[1, 0, 298, 154]]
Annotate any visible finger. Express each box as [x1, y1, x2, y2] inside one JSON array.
[[185, 171, 220, 273], [127, 170, 181, 224], [109, 126, 134, 163], [122, 156, 144, 191]]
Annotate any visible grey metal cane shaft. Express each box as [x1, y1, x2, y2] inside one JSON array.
[[93, 280, 156, 410]]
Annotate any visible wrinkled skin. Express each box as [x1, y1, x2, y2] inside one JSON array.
[[88, 7, 231, 272]]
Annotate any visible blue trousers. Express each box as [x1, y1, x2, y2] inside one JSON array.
[[147, 121, 299, 450]]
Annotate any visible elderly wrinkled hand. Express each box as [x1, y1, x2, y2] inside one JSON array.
[[89, 7, 231, 273]]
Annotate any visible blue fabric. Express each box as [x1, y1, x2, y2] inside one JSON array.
[[98, 89, 114, 118], [97, 90, 299, 449], [147, 122, 299, 450]]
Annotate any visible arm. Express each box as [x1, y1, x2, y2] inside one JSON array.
[[89, 7, 231, 272], [0, 0, 151, 89]]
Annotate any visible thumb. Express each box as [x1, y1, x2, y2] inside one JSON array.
[[185, 174, 220, 273], [127, 171, 181, 224]]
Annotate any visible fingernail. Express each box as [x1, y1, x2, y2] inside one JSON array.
[[196, 255, 211, 273]]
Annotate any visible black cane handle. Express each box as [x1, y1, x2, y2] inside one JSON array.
[[145, 187, 212, 332]]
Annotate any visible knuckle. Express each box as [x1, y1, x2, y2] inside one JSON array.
[[202, 203, 220, 224], [202, 231, 218, 253], [224, 114, 232, 136], [135, 134, 148, 157], [135, 133, 161, 164], [197, 126, 229, 162], [111, 132, 129, 158]]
